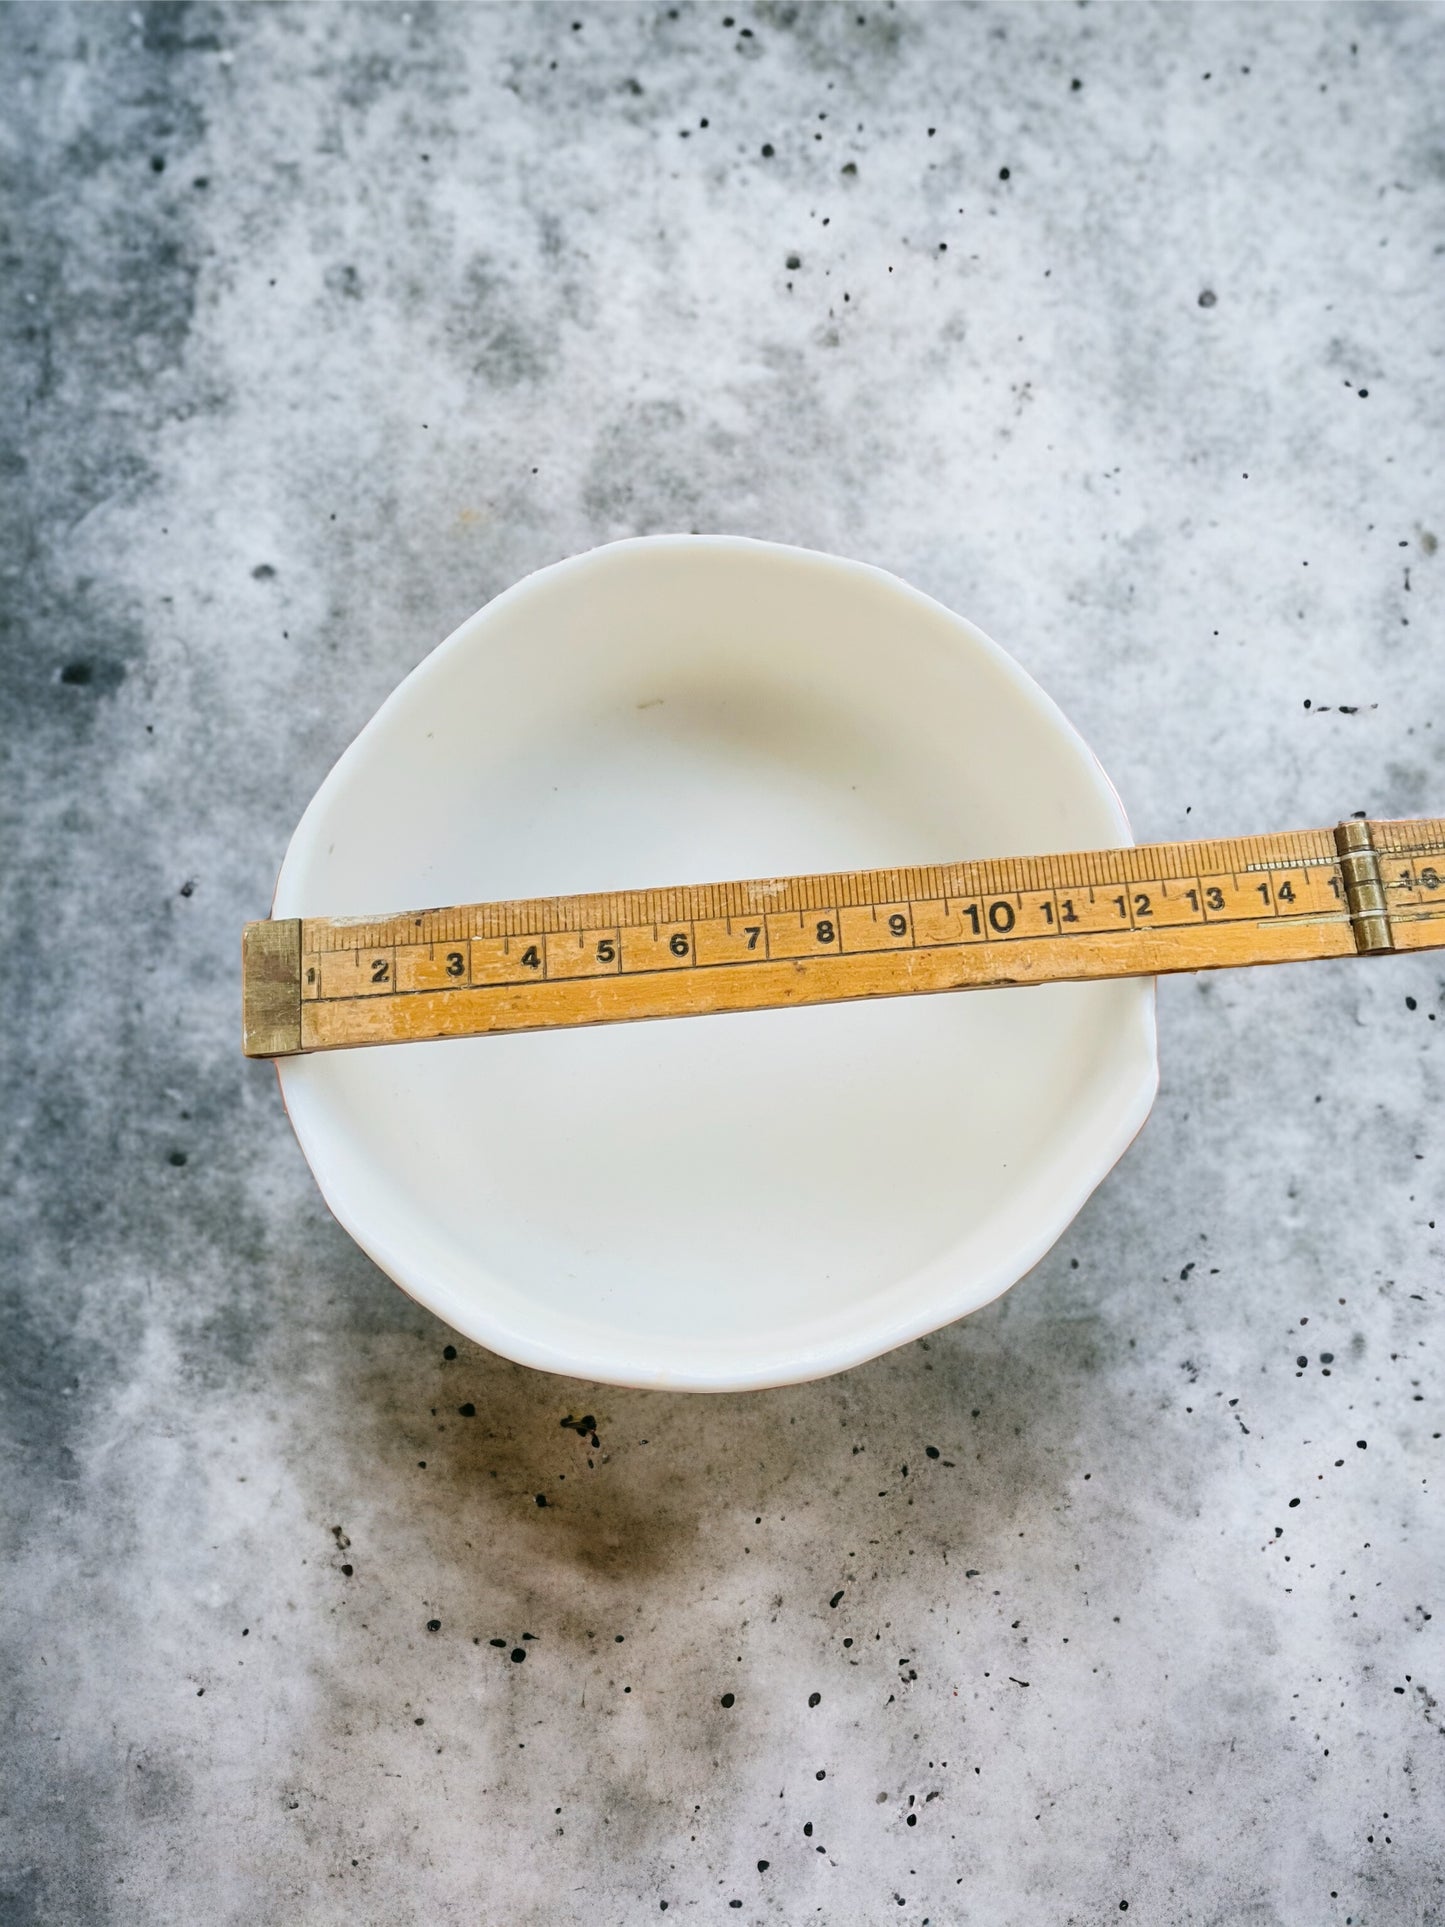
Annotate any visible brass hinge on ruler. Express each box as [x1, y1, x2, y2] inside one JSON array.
[[1333, 819, 1393, 954]]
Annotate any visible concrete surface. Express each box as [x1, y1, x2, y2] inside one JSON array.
[[3, 3, 1443, 1922]]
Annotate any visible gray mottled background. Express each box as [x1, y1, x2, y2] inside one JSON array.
[[2, 3, 1443, 1922]]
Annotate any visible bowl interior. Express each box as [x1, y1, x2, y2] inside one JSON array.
[[274, 539, 1155, 1388]]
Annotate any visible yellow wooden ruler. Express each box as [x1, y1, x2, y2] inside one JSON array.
[[242, 816, 1445, 1058]]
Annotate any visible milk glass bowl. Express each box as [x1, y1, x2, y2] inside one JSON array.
[[272, 537, 1157, 1390]]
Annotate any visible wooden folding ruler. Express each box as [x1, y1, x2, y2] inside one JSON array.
[[243, 816, 1445, 1058]]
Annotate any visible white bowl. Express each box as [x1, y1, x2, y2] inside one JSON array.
[[273, 537, 1157, 1390]]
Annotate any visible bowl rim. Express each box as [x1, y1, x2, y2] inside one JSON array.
[[273, 534, 1159, 1391]]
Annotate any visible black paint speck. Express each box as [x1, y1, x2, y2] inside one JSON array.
[[251, 563, 277, 580], [511, 1647, 526, 1663], [758, 1860, 769, 1872], [340, 1564, 353, 1577], [426, 1619, 440, 1632], [808, 1691, 821, 1707], [443, 1344, 457, 1359], [720, 1692, 735, 1707], [816, 1768, 826, 1780], [60, 662, 94, 685], [761, 143, 774, 157], [998, 166, 1010, 180], [829, 1590, 844, 1608], [457, 1403, 475, 1417], [1289, 1497, 1301, 1508], [804, 1822, 813, 1836], [1406, 996, 1417, 1011], [150, 155, 165, 173], [1198, 288, 1217, 307], [535, 1493, 548, 1507], [786, 253, 801, 270], [179, 880, 195, 897]]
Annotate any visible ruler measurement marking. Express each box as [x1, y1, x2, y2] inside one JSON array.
[[313, 884, 1356, 990], [306, 862, 1373, 959]]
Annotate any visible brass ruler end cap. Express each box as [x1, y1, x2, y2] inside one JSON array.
[[242, 918, 302, 1057]]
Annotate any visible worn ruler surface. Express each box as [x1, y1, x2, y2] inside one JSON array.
[[242, 816, 1445, 1057]]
